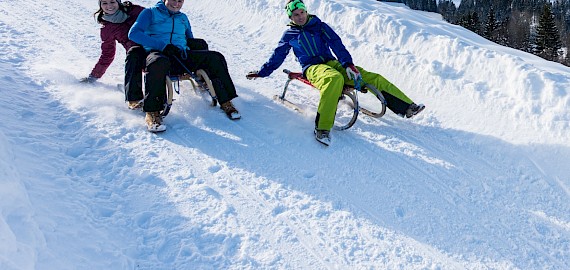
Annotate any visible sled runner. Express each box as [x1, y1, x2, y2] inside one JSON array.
[[161, 69, 217, 117], [276, 69, 387, 130]]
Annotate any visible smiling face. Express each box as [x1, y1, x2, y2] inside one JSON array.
[[164, 0, 185, 13], [290, 8, 308, 26], [100, 0, 120, 15]]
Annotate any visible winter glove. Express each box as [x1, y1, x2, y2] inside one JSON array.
[[79, 75, 98, 84], [187, 38, 209, 50], [346, 64, 361, 81], [162, 44, 181, 57], [246, 71, 261, 80]]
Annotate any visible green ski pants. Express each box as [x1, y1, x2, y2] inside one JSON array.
[[306, 60, 414, 130], [305, 63, 344, 131]]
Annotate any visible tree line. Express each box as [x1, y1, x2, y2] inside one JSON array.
[[379, 0, 570, 65]]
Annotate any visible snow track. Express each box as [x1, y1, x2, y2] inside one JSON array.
[[1, 0, 570, 269]]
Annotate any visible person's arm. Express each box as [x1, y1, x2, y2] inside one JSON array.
[[321, 23, 353, 67], [131, 5, 145, 17], [90, 28, 116, 78], [130, 5, 145, 21], [257, 32, 293, 77], [184, 16, 194, 39], [128, 9, 168, 51]]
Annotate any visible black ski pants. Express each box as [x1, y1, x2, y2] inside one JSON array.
[[124, 46, 146, 102], [170, 50, 238, 104], [142, 48, 238, 112], [142, 52, 170, 112]]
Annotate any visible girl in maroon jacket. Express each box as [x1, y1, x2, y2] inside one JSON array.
[[81, 0, 146, 110]]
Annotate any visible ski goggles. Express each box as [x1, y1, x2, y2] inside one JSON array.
[[285, 0, 306, 17]]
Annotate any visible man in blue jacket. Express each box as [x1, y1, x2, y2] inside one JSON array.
[[247, 0, 424, 146], [129, 0, 240, 132]]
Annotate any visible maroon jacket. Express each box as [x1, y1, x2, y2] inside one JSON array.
[[90, 4, 144, 78]]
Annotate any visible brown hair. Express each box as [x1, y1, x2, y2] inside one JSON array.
[[93, 1, 130, 24]]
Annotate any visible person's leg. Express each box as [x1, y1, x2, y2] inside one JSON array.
[[183, 50, 237, 104], [327, 60, 415, 116], [124, 46, 146, 102], [359, 69, 413, 115], [143, 52, 170, 112], [305, 64, 344, 131]]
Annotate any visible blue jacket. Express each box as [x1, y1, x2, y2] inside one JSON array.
[[258, 15, 353, 77], [128, 1, 193, 52]]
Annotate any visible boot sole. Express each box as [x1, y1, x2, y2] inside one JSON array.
[[314, 130, 331, 146], [315, 138, 330, 146], [147, 124, 166, 133]]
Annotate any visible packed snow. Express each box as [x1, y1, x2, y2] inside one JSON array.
[[1, 0, 569, 269]]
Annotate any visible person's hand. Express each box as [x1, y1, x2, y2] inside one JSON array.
[[246, 71, 260, 80], [79, 75, 97, 84], [162, 44, 181, 57], [346, 64, 361, 81]]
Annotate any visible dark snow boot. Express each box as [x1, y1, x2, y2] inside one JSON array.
[[314, 129, 331, 146], [221, 101, 241, 120], [145, 111, 166, 132], [405, 103, 425, 118]]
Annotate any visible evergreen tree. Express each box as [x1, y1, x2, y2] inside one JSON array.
[[494, 19, 511, 46], [536, 4, 562, 60], [427, 0, 438, 12], [460, 11, 482, 34], [528, 25, 539, 53], [484, 6, 498, 41], [456, 0, 475, 22], [437, 0, 457, 23], [507, 10, 532, 51], [406, 0, 418, 10]]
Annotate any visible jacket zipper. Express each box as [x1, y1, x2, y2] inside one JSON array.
[[301, 32, 316, 56], [169, 16, 175, 44]]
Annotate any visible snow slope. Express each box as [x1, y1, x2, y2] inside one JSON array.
[[1, 0, 569, 269]]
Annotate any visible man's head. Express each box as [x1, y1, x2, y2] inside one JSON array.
[[285, 0, 306, 17], [285, 0, 308, 25], [164, 0, 184, 13]]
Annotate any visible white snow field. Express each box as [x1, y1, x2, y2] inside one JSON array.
[[0, 0, 569, 269]]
